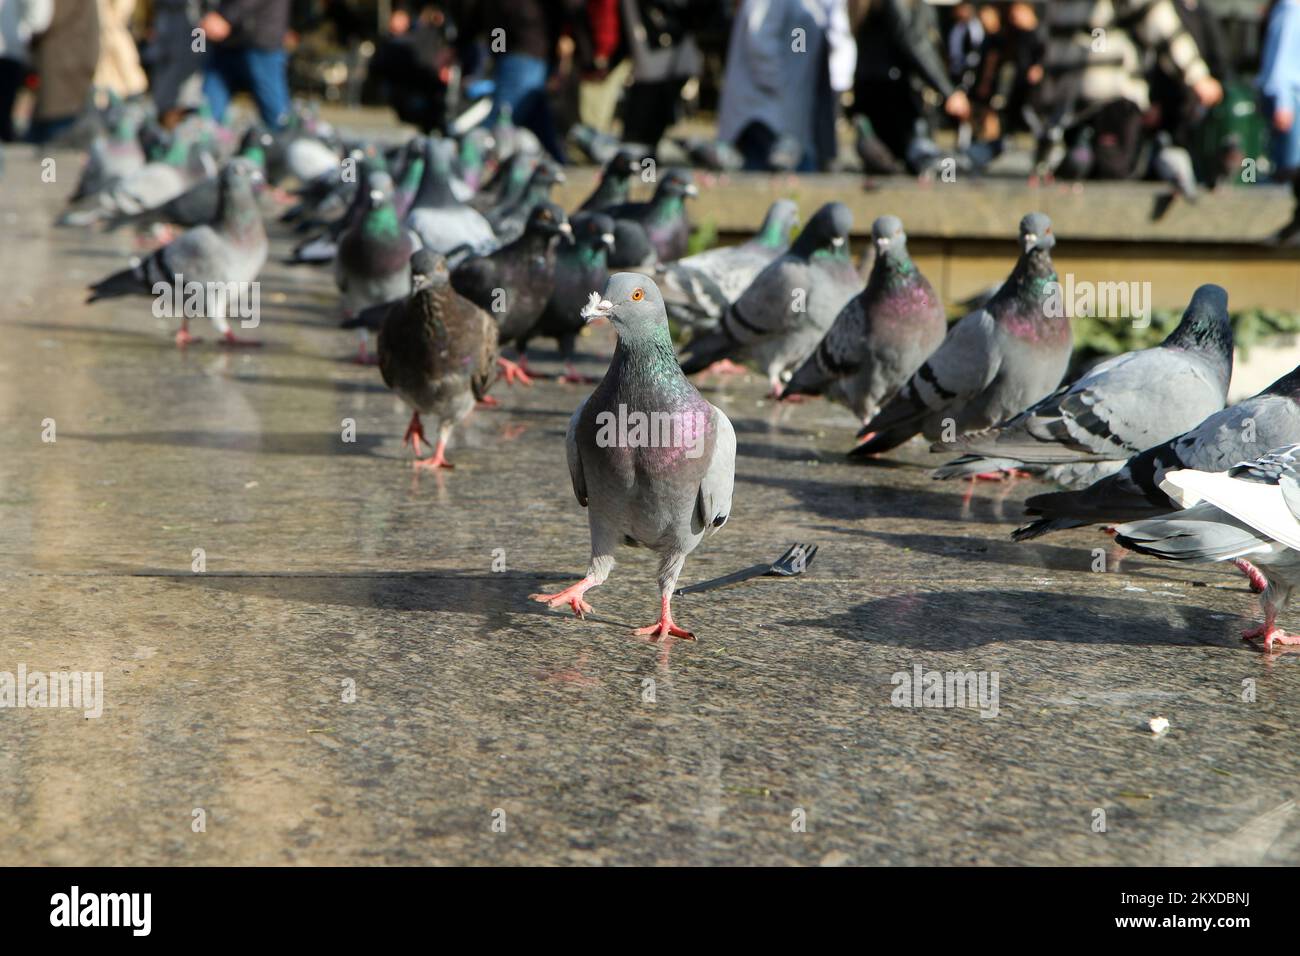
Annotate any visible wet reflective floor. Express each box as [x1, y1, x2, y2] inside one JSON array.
[[1, 146, 1298, 865]]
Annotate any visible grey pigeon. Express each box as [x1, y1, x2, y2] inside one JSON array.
[[1114, 444, 1300, 651], [289, 156, 390, 266], [378, 255, 499, 470], [342, 248, 440, 335], [569, 123, 650, 166], [654, 199, 799, 335], [406, 137, 497, 257], [469, 152, 535, 214], [70, 107, 145, 202], [484, 158, 565, 245], [853, 115, 902, 175], [335, 187, 415, 347], [678, 202, 860, 395], [851, 213, 1069, 456], [61, 137, 215, 226], [1014, 364, 1300, 541], [783, 215, 946, 422], [86, 159, 268, 346], [529, 274, 736, 640], [524, 211, 616, 382], [934, 284, 1234, 487], [1150, 131, 1199, 220], [605, 168, 698, 269], [673, 136, 743, 172], [450, 202, 573, 382]]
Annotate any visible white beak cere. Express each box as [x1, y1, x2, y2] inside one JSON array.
[[831, 236, 846, 248], [1023, 233, 1037, 252], [580, 291, 614, 323]]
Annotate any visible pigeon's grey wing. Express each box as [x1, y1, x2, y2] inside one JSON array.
[[159, 225, 228, 278], [696, 405, 736, 535], [1114, 502, 1279, 562], [723, 256, 813, 343], [567, 397, 589, 508], [909, 308, 1001, 410]]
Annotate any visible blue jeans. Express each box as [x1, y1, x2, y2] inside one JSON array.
[[487, 53, 565, 162], [203, 47, 290, 130]]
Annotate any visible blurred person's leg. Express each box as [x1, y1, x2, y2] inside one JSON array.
[[621, 77, 685, 152], [202, 48, 239, 123], [736, 120, 777, 171], [0, 58, 24, 142], [27, 116, 78, 144], [1090, 99, 1143, 179], [490, 53, 566, 160], [245, 48, 291, 130]]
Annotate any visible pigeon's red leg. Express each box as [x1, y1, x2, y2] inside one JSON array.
[[855, 430, 878, 447], [633, 594, 696, 641], [558, 362, 597, 385], [530, 577, 597, 619], [497, 356, 534, 386], [219, 330, 262, 347], [413, 437, 453, 471], [1233, 558, 1268, 594], [175, 319, 198, 348], [476, 394, 501, 407], [402, 411, 427, 458]]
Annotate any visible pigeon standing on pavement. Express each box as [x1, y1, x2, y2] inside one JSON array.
[[605, 168, 699, 269], [86, 159, 268, 347], [678, 201, 860, 395], [530, 274, 736, 640], [654, 198, 800, 335], [782, 215, 946, 421], [524, 211, 616, 383], [578, 150, 642, 213], [1013, 363, 1300, 542], [378, 254, 499, 470], [1114, 444, 1300, 651], [851, 213, 1069, 456], [335, 187, 416, 360], [485, 158, 565, 245], [934, 284, 1234, 487], [406, 137, 497, 256], [451, 202, 573, 384]]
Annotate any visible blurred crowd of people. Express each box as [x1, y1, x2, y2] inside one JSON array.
[[1, 0, 1299, 190]]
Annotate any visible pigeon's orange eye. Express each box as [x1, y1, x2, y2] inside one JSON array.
[[632, 289, 644, 301]]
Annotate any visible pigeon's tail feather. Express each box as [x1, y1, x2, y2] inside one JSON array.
[[1113, 514, 1268, 563], [678, 329, 736, 376], [1010, 516, 1088, 542], [847, 421, 921, 458], [86, 264, 145, 302], [850, 389, 927, 455], [782, 351, 834, 398]]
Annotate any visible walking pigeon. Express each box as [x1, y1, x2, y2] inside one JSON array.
[[654, 198, 799, 335], [529, 274, 736, 640], [678, 202, 859, 395], [783, 215, 946, 422], [451, 202, 573, 383], [86, 159, 268, 347], [523, 211, 617, 383], [851, 212, 1069, 456], [1013, 364, 1300, 542], [605, 168, 698, 269], [934, 284, 1234, 487], [1114, 444, 1300, 650], [378, 254, 499, 470]]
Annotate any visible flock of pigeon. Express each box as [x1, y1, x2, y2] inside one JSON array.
[[54, 96, 1300, 647]]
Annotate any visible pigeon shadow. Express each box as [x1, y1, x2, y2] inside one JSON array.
[[63, 429, 386, 457], [740, 472, 1024, 525], [226, 372, 389, 395], [804, 589, 1242, 651], [151, 568, 642, 631]]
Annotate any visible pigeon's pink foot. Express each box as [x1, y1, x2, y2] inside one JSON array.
[[530, 577, 596, 619], [497, 356, 534, 387], [973, 471, 1010, 481], [558, 362, 597, 384], [413, 438, 452, 471], [219, 331, 262, 347], [633, 596, 696, 641], [1242, 624, 1300, 650], [855, 430, 878, 447], [702, 358, 747, 376], [1233, 558, 1268, 594], [174, 327, 198, 348], [402, 410, 428, 457], [352, 341, 377, 365], [476, 394, 501, 407]]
